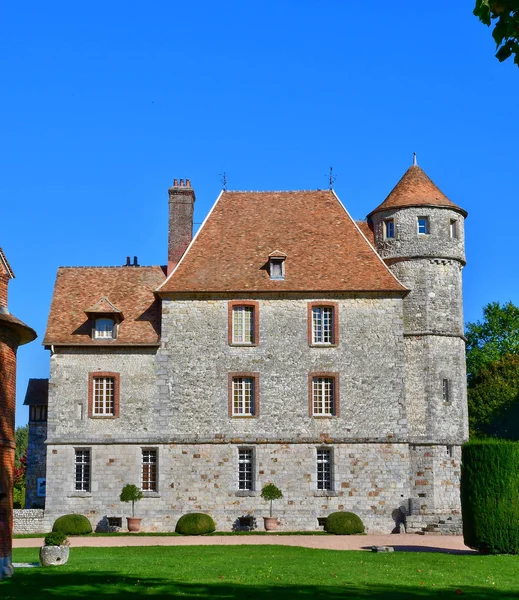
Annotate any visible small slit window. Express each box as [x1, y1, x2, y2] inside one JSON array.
[[442, 378, 451, 403]]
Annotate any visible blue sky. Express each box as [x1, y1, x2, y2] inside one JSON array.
[[2, 1, 518, 425]]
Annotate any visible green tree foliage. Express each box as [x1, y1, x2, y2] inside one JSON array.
[[468, 354, 519, 439], [260, 483, 283, 517], [474, 1, 519, 66], [119, 484, 143, 517], [15, 425, 28, 467], [466, 301, 519, 383], [466, 302, 519, 437], [461, 440, 519, 554]]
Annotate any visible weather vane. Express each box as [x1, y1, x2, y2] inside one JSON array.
[[220, 172, 227, 191], [328, 166, 336, 190]]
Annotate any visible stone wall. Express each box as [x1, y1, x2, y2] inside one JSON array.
[[13, 509, 46, 534], [44, 442, 413, 533], [25, 422, 47, 508]]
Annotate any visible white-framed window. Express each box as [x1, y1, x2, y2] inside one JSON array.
[[442, 378, 451, 403], [94, 318, 115, 339], [312, 377, 335, 416], [238, 448, 254, 491], [417, 217, 429, 235], [232, 306, 255, 344], [312, 306, 334, 344], [450, 219, 458, 239], [142, 449, 157, 492], [93, 377, 115, 416], [269, 258, 285, 280], [232, 377, 255, 416], [384, 219, 395, 239], [75, 449, 91, 492], [317, 448, 333, 490]]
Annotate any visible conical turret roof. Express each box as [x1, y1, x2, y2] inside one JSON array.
[[367, 165, 467, 219]]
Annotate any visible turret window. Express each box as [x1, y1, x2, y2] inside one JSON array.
[[417, 217, 429, 235], [450, 219, 458, 239], [384, 219, 395, 239]]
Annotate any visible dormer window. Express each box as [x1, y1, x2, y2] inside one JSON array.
[[94, 318, 115, 339], [268, 250, 286, 280], [84, 296, 124, 341]]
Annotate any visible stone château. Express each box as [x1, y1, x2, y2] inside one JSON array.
[[34, 160, 468, 533]]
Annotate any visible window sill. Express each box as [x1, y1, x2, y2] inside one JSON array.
[[142, 492, 160, 498], [68, 492, 92, 498], [235, 491, 257, 497], [309, 344, 338, 348], [229, 343, 258, 348], [313, 490, 339, 497], [231, 415, 257, 418], [312, 415, 336, 419], [89, 414, 119, 419]]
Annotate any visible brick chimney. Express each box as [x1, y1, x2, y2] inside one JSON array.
[[168, 178, 195, 275]]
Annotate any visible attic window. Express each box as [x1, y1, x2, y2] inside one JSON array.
[[94, 318, 115, 339], [268, 252, 286, 280]]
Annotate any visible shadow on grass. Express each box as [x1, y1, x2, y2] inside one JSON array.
[[361, 545, 477, 555], [2, 570, 517, 600]]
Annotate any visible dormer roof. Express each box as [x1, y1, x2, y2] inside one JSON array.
[[158, 190, 406, 294], [367, 165, 467, 219], [85, 296, 124, 320]]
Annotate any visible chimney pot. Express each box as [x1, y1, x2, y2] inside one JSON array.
[[133, 256, 138, 267], [126, 256, 131, 267], [186, 179, 191, 188], [173, 178, 178, 187]]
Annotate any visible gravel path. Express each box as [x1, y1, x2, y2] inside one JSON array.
[[13, 534, 475, 554]]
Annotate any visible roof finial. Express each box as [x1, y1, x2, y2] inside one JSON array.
[[413, 152, 417, 166]]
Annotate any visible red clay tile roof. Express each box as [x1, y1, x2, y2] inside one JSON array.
[[159, 190, 406, 294], [23, 378, 49, 406], [0, 247, 14, 279], [0, 310, 37, 345], [367, 165, 467, 218], [43, 266, 165, 346], [355, 220, 375, 246]]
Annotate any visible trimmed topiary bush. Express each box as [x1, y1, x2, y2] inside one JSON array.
[[44, 531, 69, 547], [52, 514, 92, 535], [175, 513, 216, 535], [461, 440, 519, 554], [325, 511, 365, 535]]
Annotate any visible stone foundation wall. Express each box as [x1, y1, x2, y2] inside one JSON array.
[[43, 441, 460, 534], [13, 509, 46, 534]]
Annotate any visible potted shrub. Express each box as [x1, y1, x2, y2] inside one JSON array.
[[260, 483, 283, 531], [120, 484, 144, 532], [39, 532, 70, 567]]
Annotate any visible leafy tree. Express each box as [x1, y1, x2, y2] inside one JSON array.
[[465, 301, 519, 383], [474, 1, 519, 66], [468, 354, 519, 438], [15, 424, 28, 467]]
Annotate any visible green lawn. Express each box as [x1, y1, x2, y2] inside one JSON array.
[[3, 545, 519, 599]]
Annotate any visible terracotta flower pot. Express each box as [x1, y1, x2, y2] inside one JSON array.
[[263, 516, 278, 531], [40, 545, 70, 567], [126, 517, 142, 532]]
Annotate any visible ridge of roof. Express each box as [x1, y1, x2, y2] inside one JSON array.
[[367, 165, 467, 219], [57, 265, 161, 269], [159, 189, 406, 294]]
